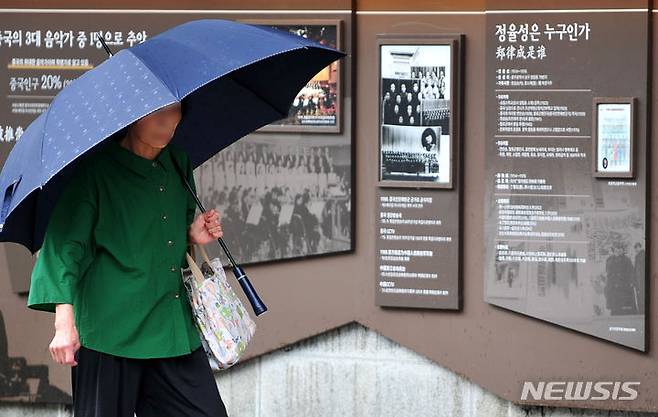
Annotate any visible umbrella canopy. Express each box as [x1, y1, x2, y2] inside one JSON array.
[[0, 18, 345, 253]]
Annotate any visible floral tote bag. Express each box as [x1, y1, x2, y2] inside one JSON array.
[[181, 243, 257, 371]]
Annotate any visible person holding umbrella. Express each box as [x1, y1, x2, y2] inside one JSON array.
[[0, 17, 344, 416], [26, 101, 230, 417]]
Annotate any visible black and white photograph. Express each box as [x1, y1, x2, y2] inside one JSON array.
[[193, 135, 352, 266], [377, 43, 455, 188], [380, 125, 447, 183], [487, 207, 645, 343], [244, 19, 342, 133], [0, 309, 70, 403]]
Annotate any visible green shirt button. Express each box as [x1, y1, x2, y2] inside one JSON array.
[[152, 161, 158, 167], [159, 185, 165, 192], [170, 265, 177, 272], [174, 293, 180, 299], [167, 239, 174, 246]]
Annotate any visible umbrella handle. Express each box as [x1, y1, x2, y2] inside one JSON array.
[[169, 152, 268, 317]]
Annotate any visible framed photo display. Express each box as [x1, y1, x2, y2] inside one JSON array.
[[241, 19, 343, 134], [592, 97, 636, 178], [377, 34, 462, 189]]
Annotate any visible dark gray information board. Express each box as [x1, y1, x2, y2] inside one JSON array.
[[375, 187, 460, 309], [374, 33, 462, 310], [484, 11, 648, 350]]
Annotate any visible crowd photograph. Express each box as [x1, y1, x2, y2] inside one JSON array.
[[379, 44, 453, 186], [257, 22, 341, 129], [193, 136, 352, 265]]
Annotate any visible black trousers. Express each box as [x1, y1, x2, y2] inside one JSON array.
[[71, 345, 229, 417]]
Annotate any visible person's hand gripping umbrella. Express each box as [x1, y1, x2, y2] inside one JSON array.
[[0, 19, 346, 316]]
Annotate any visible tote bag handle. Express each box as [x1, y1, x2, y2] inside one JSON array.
[[184, 243, 218, 285]]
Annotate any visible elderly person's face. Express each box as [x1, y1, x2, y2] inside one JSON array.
[[131, 102, 182, 148]]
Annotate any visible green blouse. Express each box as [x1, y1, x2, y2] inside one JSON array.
[[27, 137, 203, 359]]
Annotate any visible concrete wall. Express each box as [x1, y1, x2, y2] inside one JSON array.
[[1, 322, 657, 417]]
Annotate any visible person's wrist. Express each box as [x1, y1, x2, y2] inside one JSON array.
[[54, 304, 74, 331], [54, 318, 74, 332]]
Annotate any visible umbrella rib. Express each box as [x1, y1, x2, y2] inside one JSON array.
[[128, 50, 180, 99]]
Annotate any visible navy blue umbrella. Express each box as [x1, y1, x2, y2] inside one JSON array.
[[0, 19, 345, 316]]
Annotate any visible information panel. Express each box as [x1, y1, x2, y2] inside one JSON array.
[[375, 189, 460, 309], [374, 34, 462, 310], [484, 12, 648, 350]]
